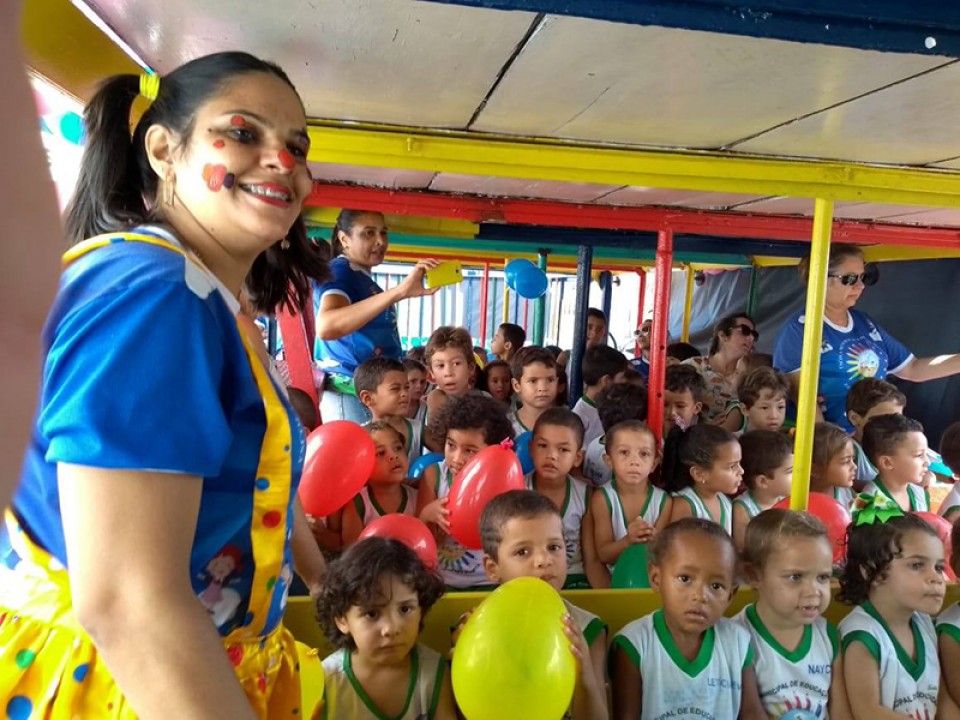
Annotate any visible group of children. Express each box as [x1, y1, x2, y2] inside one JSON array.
[[302, 313, 960, 718]]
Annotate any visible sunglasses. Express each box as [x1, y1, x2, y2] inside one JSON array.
[[828, 265, 879, 287], [636, 325, 652, 336], [732, 324, 759, 340]]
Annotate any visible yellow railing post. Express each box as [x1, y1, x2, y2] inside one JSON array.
[[790, 198, 834, 511], [681, 264, 695, 342]]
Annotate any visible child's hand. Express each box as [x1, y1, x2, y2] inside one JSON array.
[[627, 517, 655, 544], [449, 608, 475, 656], [563, 614, 596, 688], [420, 497, 451, 532]]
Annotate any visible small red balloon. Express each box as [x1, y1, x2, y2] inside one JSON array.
[[359, 515, 438, 569], [915, 511, 956, 580], [448, 444, 525, 550], [773, 494, 851, 564], [299, 421, 375, 517]]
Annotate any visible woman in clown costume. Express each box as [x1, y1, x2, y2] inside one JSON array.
[[0, 52, 329, 718]]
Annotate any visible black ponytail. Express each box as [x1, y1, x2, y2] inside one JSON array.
[[64, 51, 328, 314], [330, 209, 384, 258], [661, 424, 738, 493]]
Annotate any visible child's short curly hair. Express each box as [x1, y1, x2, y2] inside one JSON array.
[[838, 514, 938, 606], [425, 326, 473, 367], [737, 367, 789, 409], [432, 392, 515, 446], [741, 509, 828, 572], [316, 538, 445, 650]]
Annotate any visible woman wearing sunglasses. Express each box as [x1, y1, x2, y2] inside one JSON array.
[[774, 244, 960, 432], [682, 313, 759, 427]]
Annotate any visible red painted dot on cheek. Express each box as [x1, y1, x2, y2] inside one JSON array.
[[203, 163, 228, 191], [277, 149, 295, 169], [213, 140, 225, 149]]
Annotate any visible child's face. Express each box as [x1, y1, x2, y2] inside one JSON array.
[[881, 431, 930, 486], [490, 329, 505, 356], [850, 400, 904, 438], [406, 369, 427, 401], [444, 428, 488, 475], [758, 453, 794, 500], [586, 317, 607, 348], [821, 441, 856, 488], [745, 390, 787, 432], [874, 529, 946, 616], [693, 441, 743, 495], [335, 575, 422, 666], [367, 370, 410, 417], [430, 348, 472, 396], [603, 429, 658, 486], [649, 532, 736, 636], [664, 389, 701, 434], [751, 536, 832, 627], [370, 429, 409, 485], [483, 513, 568, 592], [531, 425, 584, 481], [512, 362, 558, 409], [486, 366, 513, 402]]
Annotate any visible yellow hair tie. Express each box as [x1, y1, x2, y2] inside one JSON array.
[[139, 73, 160, 102]]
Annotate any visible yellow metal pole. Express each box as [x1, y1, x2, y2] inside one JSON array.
[[502, 260, 511, 324], [790, 198, 835, 511], [681, 264, 695, 342]]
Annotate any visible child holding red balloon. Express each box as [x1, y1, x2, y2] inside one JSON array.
[[313, 537, 456, 719], [860, 414, 931, 512], [417, 394, 515, 588], [732, 430, 794, 552], [737, 509, 852, 719], [838, 493, 956, 719], [610, 518, 766, 718], [355, 357, 425, 465], [341, 422, 419, 547], [477, 490, 608, 720], [665, 424, 742, 534], [590, 420, 671, 568], [810, 422, 858, 509]]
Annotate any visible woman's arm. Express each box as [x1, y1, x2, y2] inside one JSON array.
[[291, 498, 326, 596], [59, 464, 258, 720], [894, 355, 960, 382], [314, 259, 439, 341]]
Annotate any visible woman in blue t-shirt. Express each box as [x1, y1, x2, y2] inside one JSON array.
[[3, 53, 329, 718], [314, 209, 438, 422], [774, 244, 960, 431]]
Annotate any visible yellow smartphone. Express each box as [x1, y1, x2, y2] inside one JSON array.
[[425, 261, 463, 289]]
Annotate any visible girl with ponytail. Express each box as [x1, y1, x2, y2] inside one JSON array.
[[3, 52, 328, 718]]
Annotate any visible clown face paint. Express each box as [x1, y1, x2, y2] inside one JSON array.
[[202, 163, 236, 192], [277, 149, 296, 169]]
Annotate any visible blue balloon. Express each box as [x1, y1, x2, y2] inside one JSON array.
[[504, 259, 535, 291], [514, 431, 534, 475], [514, 263, 548, 300], [409, 452, 443, 479], [59, 112, 85, 145]]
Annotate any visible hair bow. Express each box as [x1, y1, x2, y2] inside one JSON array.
[[851, 491, 904, 526], [139, 73, 160, 102]]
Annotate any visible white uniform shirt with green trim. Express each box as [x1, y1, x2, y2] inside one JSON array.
[[353, 485, 418, 527], [599, 481, 668, 558], [572, 396, 603, 448], [673, 486, 733, 534], [524, 473, 591, 580], [611, 611, 753, 720], [852, 439, 879, 484], [319, 644, 445, 719], [403, 418, 425, 465], [937, 602, 960, 646], [582, 436, 612, 487], [939, 486, 960, 519], [508, 410, 529, 438], [434, 461, 489, 588], [839, 603, 939, 718], [732, 491, 763, 521], [735, 604, 838, 718], [861, 479, 930, 512]]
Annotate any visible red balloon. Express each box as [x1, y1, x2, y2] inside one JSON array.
[[773, 494, 851, 563], [358, 515, 439, 569], [448, 444, 525, 550], [915, 511, 956, 580], [299, 421, 375, 517]]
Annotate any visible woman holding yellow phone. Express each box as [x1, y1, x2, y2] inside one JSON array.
[[314, 209, 440, 422]]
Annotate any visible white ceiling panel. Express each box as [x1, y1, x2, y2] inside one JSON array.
[[878, 208, 960, 226], [931, 157, 960, 170], [88, 0, 537, 128], [309, 163, 435, 189], [472, 15, 946, 150], [596, 186, 767, 208], [427, 173, 617, 202], [736, 61, 960, 164]]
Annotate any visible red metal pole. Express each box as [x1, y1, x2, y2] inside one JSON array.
[[634, 269, 647, 356], [479, 262, 490, 347], [647, 230, 674, 445]]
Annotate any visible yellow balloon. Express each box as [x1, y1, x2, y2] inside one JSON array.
[[296, 641, 325, 718], [452, 577, 576, 720]]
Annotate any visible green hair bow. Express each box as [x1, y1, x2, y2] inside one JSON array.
[[851, 491, 904, 526]]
